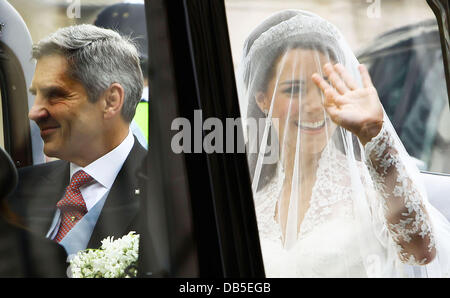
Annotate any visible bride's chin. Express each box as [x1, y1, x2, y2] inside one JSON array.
[[300, 141, 327, 154], [282, 139, 327, 156]]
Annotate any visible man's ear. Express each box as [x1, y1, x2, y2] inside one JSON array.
[[255, 91, 269, 113], [103, 83, 124, 120]]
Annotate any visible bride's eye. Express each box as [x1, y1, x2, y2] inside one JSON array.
[[291, 85, 302, 94], [281, 82, 305, 95]]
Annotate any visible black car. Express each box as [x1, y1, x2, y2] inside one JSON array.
[[358, 19, 449, 173]]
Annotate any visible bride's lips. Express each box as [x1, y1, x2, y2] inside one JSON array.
[[295, 119, 327, 134]]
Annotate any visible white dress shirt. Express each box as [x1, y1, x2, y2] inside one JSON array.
[[141, 86, 149, 102], [47, 130, 135, 239]]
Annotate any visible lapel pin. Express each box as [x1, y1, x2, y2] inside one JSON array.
[[135, 188, 140, 195]]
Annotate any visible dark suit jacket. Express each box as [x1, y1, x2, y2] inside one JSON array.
[[8, 137, 147, 250], [0, 215, 68, 277]]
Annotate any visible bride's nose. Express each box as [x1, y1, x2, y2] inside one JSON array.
[[299, 93, 323, 115]]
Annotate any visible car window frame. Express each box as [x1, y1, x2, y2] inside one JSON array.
[[139, 0, 265, 277], [427, 0, 450, 108]]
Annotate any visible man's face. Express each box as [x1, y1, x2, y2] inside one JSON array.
[[29, 54, 104, 163]]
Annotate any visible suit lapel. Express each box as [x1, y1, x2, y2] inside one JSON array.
[[87, 139, 146, 249]]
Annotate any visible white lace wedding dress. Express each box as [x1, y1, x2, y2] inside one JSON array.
[[254, 122, 437, 277]]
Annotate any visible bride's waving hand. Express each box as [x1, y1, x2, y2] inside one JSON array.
[[312, 63, 383, 146]]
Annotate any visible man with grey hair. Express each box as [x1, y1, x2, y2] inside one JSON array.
[[8, 24, 147, 259]]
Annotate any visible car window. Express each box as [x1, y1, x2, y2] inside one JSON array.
[[0, 0, 156, 278], [9, 0, 149, 163], [225, 0, 449, 174], [224, 0, 450, 277], [358, 19, 449, 174]]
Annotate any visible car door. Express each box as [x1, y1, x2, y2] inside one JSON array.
[[1, 0, 263, 278], [1, 0, 449, 279]]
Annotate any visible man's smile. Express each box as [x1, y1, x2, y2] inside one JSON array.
[[39, 125, 60, 138]]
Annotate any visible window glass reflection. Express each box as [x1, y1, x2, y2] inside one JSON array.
[[2, 0, 151, 278], [226, 0, 450, 278], [9, 0, 149, 162], [226, 0, 449, 174]]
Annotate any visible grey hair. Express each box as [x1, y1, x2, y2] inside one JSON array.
[[32, 24, 144, 123]]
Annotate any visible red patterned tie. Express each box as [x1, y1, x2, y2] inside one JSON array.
[[54, 170, 93, 242]]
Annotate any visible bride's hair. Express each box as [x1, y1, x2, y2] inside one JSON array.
[[241, 10, 346, 191]]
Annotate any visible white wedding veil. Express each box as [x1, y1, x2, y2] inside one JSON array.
[[236, 9, 450, 277]]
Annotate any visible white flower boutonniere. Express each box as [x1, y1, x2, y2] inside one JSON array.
[[70, 231, 139, 278]]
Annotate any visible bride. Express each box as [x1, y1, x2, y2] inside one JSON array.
[[237, 9, 450, 277]]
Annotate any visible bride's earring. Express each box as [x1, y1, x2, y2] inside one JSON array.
[[263, 108, 269, 116]]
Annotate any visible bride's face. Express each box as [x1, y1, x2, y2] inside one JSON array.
[[257, 48, 337, 155]]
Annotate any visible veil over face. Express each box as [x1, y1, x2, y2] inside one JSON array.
[[237, 10, 450, 277], [259, 49, 337, 156]]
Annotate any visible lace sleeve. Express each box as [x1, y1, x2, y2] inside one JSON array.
[[364, 122, 436, 265]]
